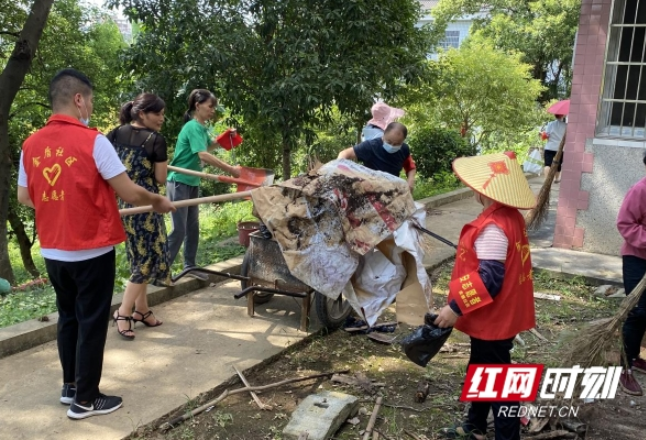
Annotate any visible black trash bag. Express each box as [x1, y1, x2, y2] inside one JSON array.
[[400, 313, 453, 367]]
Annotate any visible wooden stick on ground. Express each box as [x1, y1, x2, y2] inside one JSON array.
[[233, 365, 271, 410], [119, 191, 252, 216], [362, 396, 384, 440], [160, 370, 349, 431], [529, 328, 549, 343]]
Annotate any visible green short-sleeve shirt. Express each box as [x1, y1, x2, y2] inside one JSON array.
[[168, 119, 213, 186]]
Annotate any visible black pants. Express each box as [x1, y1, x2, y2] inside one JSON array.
[[45, 249, 116, 403], [543, 150, 563, 172], [622, 255, 646, 367], [466, 337, 520, 440]]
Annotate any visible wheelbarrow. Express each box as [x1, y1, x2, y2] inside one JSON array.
[[235, 232, 353, 332], [171, 232, 353, 332]]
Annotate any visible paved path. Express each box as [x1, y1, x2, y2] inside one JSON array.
[[0, 281, 315, 440]]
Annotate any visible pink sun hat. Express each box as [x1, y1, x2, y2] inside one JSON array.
[[367, 102, 405, 131]]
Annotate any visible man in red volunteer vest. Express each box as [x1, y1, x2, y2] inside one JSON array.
[[17, 69, 174, 420], [434, 152, 536, 440]]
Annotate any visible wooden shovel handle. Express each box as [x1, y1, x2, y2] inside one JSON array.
[[119, 191, 253, 216], [168, 165, 261, 188]]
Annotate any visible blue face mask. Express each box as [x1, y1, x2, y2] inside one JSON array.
[[382, 141, 402, 154], [78, 99, 90, 126]]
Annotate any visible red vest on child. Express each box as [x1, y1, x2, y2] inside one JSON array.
[[22, 115, 126, 251], [448, 203, 535, 340]]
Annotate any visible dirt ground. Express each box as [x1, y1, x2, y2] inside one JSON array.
[[128, 264, 646, 440]]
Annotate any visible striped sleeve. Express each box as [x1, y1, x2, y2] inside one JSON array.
[[474, 224, 508, 260]]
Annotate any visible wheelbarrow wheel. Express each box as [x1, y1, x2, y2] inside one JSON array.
[[315, 291, 352, 329], [241, 248, 274, 305]]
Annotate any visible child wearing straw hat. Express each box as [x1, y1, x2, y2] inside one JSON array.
[[433, 152, 537, 440]]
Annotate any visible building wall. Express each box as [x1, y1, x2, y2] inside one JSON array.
[[553, 0, 616, 252], [577, 139, 644, 254]]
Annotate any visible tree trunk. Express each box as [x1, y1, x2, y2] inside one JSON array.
[[7, 210, 39, 278], [282, 135, 291, 179], [0, 0, 55, 284]]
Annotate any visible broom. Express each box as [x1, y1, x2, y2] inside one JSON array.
[[563, 273, 646, 369], [524, 133, 566, 230]]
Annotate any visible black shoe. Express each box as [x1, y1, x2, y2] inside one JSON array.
[[67, 394, 123, 420], [60, 384, 76, 405]]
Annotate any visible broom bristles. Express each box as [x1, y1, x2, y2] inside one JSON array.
[[562, 273, 646, 368], [525, 134, 567, 230]]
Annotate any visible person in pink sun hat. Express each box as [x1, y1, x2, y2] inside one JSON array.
[[361, 102, 406, 142]]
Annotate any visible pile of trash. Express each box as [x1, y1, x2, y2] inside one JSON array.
[[251, 159, 431, 326]]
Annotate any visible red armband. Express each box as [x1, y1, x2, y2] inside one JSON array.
[[448, 271, 493, 314], [403, 155, 416, 173]]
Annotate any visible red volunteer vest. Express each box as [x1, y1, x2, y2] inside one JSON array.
[[448, 203, 535, 340], [22, 115, 126, 251]]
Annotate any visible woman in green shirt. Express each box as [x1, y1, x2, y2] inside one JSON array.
[[166, 89, 239, 277]]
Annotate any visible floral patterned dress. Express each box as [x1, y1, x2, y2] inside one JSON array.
[[107, 125, 172, 286]]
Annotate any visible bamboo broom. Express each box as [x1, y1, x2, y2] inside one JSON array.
[[524, 133, 566, 230], [563, 272, 646, 369]]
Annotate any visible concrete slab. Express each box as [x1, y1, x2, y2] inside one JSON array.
[[282, 390, 359, 440], [0, 280, 317, 440]]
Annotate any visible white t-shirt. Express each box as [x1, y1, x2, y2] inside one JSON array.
[[18, 134, 126, 262], [544, 119, 567, 152]]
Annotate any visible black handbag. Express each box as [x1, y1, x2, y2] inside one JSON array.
[[400, 313, 453, 367]]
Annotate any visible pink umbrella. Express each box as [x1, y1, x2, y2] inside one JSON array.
[[547, 99, 570, 115]]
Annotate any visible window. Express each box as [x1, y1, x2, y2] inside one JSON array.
[[438, 31, 460, 50], [599, 0, 646, 138]]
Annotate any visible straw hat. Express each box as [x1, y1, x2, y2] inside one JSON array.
[[452, 152, 536, 209], [367, 102, 405, 131]]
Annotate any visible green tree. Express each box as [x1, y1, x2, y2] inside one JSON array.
[[417, 39, 544, 148], [3, 0, 127, 281], [0, 0, 55, 283], [110, 0, 430, 178], [430, 0, 580, 101]]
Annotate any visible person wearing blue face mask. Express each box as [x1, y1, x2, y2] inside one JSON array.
[[338, 122, 417, 192]]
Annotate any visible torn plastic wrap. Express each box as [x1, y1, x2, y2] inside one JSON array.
[[342, 203, 433, 326], [251, 159, 431, 325]]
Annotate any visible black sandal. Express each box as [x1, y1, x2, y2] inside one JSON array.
[[132, 310, 163, 328], [112, 311, 135, 340]]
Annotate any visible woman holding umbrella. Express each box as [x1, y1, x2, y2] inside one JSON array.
[[540, 100, 569, 183]]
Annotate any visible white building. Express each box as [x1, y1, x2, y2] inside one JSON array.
[[418, 0, 488, 59]]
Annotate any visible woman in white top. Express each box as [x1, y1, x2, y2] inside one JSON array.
[[540, 114, 567, 183]]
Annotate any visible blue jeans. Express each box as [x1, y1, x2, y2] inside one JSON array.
[[167, 181, 200, 269], [622, 255, 646, 367]]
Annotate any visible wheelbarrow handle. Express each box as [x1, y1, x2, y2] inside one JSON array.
[[413, 224, 458, 249]]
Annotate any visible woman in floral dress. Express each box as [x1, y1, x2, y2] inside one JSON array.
[[106, 93, 170, 340]]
